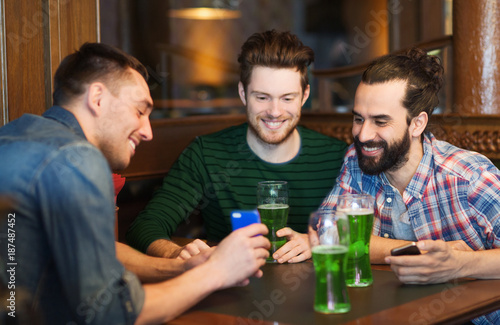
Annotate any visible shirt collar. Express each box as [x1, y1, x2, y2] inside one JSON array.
[[42, 106, 87, 140], [404, 133, 434, 200]]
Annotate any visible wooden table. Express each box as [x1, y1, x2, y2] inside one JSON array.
[[168, 261, 500, 324]]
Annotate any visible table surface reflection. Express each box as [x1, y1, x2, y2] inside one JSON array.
[[167, 261, 500, 325]]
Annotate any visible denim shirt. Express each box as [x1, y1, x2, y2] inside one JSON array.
[[0, 106, 144, 324]]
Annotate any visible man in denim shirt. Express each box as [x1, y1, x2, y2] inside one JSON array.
[[0, 43, 270, 324]]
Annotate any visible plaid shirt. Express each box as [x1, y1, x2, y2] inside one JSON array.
[[322, 132, 500, 324]]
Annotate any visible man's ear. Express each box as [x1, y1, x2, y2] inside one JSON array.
[[411, 111, 428, 137], [301, 84, 311, 106], [86, 82, 106, 117], [238, 81, 247, 106]]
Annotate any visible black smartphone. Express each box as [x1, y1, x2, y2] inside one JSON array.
[[230, 210, 261, 231], [390, 242, 421, 256]]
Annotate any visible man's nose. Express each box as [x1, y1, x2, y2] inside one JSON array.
[[267, 100, 283, 117], [356, 121, 375, 143], [139, 118, 153, 141]]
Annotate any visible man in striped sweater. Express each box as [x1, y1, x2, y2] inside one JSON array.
[[127, 30, 348, 264]]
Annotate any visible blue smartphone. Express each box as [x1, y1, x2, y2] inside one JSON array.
[[230, 209, 261, 231]]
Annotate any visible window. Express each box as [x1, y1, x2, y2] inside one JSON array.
[[100, 0, 450, 118]]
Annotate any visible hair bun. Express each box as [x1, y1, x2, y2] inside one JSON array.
[[406, 47, 444, 92]]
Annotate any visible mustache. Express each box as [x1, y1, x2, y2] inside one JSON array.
[[353, 136, 387, 149]]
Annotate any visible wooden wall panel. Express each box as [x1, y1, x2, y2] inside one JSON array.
[[3, 0, 47, 122], [0, 0, 99, 126], [122, 114, 247, 179], [48, 0, 99, 90], [122, 112, 500, 181]]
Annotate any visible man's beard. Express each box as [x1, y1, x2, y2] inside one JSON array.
[[354, 129, 411, 175], [247, 113, 299, 145]]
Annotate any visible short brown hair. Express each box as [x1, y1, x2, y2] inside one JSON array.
[[53, 42, 148, 106], [237, 30, 314, 93]]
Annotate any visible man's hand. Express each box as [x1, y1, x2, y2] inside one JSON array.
[[272, 227, 311, 264], [175, 239, 211, 260], [183, 247, 214, 271], [385, 240, 466, 284], [207, 223, 270, 289]]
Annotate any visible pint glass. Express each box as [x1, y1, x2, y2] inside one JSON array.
[[257, 181, 289, 262], [308, 209, 350, 314], [337, 194, 374, 287]]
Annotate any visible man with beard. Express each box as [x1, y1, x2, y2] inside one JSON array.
[[127, 30, 348, 263], [322, 47, 500, 324]]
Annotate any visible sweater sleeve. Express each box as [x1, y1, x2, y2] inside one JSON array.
[[126, 138, 208, 253]]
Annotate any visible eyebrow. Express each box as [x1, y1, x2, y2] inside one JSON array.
[[352, 109, 392, 120], [139, 99, 154, 110], [250, 90, 300, 97]]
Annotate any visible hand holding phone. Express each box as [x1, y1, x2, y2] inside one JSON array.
[[390, 242, 421, 256], [230, 210, 261, 231]]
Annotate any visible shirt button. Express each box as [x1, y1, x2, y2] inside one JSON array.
[[386, 197, 392, 203], [384, 233, 389, 238]]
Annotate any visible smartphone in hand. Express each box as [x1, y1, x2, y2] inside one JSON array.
[[391, 242, 421, 256], [230, 210, 261, 231]]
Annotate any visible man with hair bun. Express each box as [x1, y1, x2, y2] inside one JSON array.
[[322, 47, 500, 324]]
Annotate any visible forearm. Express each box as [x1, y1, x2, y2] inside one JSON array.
[[146, 238, 182, 258], [135, 223, 270, 324], [370, 235, 413, 264], [459, 248, 500, 279], [116, 242, 185, 282], [135, 261, 223, 324]]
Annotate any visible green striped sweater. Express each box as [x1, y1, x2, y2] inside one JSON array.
[[126, 123, 347, 253]]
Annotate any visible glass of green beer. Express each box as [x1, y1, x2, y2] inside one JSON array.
[[257, 181, 289, 263], [337, 193, 374, 287], [308, 209, 350, 314]]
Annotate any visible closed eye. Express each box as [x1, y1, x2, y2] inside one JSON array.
[[353, 116, 364, 124]]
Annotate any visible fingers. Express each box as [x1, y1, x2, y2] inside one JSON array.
[[385, 252, 424, 266], [390, 261, 433, 284], [211, 231, 269, 289], [235, 278, 250, 287], [253, 269, 264, 279], [234, 223, 269, 238], [393, 271, 429, 284], [273, 233, 310, 263], [276, 227, 294, 239], [253, 234, 271, 250], [416, 239, 448, 253], [178, 239, 211, 260], [387, 240, 468, 285], [192, 239, 211, 250], [277, 246, 311, 263], [178, 250, 193, 260], [183, 248, 214, 270]]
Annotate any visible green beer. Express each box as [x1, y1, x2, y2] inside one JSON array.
[[258, 203, 289, 262], [344, 209, 374, 287], [312, 245, 351, 314]]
